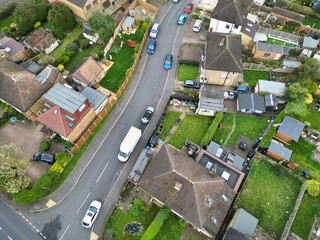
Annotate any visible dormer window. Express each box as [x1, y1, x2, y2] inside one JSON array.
[[44, 103, 52, 109], [225, 24, 230, 29], [64, 115, 75, 121], [210, 216, 217, 223], [68, 123, 74, 128]]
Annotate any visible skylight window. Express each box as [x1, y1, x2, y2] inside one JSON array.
[[205, 198, 213, 207]]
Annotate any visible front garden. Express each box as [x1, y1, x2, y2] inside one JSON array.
[[157, 111, 182, 141], [177, 64, 199, 81]]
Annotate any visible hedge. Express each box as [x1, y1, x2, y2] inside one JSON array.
[[200, 112, 223, 147], [178, 59, 200, 66], [260, 110, 286, 148], [141, 207, 171, 240]]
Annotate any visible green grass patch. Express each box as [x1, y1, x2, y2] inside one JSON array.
[[100, 29, 145, 93], [42, 22, 54, 32], [226, 114, 269, 146], [169, 114, 213, 149], [156, 214, 186, 240], [213, 113, 234, 145], [290, 108, 320, 132], [292, 195, 320, 239], [50, 26, 84, 57], [237, 157, 302, 235], [64, 44, 96, 71], [177, 64, 199, 81], [267, 37, 297, 47], [187, 235, 201, 240], [0, 15, 15, 29], [243, 70, 270, 85], [303, 17, 320, 29], [157, 111, 182, 141]]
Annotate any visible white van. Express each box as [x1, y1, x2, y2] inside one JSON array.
[[118, 126, 142, 162]]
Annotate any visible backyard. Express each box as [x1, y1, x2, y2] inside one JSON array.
[[177, 64, 199, 81], [291, 108, 320, 132], [243, 69, 270, 84], [303, 17, 320, 29], [237, 156, 302, 236], [157, 111, 182, 141], [212, 113, 234, 145], [266, 37, 297, 47], [0, 14, 15, 29], [64, 44, 97, 71], [169, 114, 213, 149]]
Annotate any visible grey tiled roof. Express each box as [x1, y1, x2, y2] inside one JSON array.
[[277, 116, 304, 141], [66, 0, 88, 8], [199, 86, 224, 111], [271, 6, 304, 23], [268, 141, 293, 160], [256, 42, 289, 55], [237, 94, 265, 112], [232, 208, 259, 236], [81, 86, 108, 110]]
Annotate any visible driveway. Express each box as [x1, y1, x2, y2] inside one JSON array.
[[183, 18, 207, 45]]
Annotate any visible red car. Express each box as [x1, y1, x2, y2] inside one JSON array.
[[184, 3, 193, 13]]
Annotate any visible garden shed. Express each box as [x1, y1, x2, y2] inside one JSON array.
[[122, 16, 135, 32]]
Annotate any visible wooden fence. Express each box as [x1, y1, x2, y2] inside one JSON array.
[[71, 2, 158, 153]]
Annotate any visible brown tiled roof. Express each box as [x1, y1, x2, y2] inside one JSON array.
[[0, 60, 57, 112], [271, 6, 304, 23], [69, 57, 103, 85], [24, 28, 57, 51], [114, 11, 126, 25], [0, 37, 25, 58], [139, 144, 235, 238]]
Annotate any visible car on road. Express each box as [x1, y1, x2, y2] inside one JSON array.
[[141, 106, 155, 124], [82, 200, 102, 228], [149, 23, 160, 39], [147, 39, 156, 54], [178, 15, 187, 25], [192, 20, 202, 32], [33, 152, 55, 164], [184, 80, 200, 89], [164, 54, 173, 69], [185, 3, 193, 13]]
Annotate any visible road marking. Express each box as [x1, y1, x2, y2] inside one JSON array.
[[8, 236, 12, 240], [59, 224, 70, 240], [159, 3, 174, 25], [96, 163, 109, 183], [76, 192, 91, 214], [90, 231, 99, 240]]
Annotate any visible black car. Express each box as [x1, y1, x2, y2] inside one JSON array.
[[247, 151, 255, 160], [239, 142, 247, 151], [184, 80, 200, 89], [234, 86, 251, 93], [33, 152, 55, 164]]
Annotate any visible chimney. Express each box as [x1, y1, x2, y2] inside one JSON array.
[[219, 38, 225, 46], [174, 181, 182, 191]]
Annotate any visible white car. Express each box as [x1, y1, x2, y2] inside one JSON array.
[[81, 200, 102, 228], [149, 23, 160, 39], [192, 20, 202, 32]]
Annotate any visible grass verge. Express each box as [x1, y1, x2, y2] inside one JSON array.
[[177, 64, 199, 81]]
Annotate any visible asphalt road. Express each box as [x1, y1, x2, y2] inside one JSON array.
[[7, 1, 195, 239]]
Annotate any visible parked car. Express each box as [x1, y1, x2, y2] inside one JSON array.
[[82, 200, 102, 228], [184, 80, 200, 89], [164, 54, 173, 69], [247, 151, 255, 160], [192, 20, 202, 32], [141, 106, 155, 124], [185, 3, 193, 13], [147, 39, 156, 54], [149, 135, 159, 147], [178, 15, 187, 25], [172, 0, 179, 3], [234, 86, 250, 93], [149, 23, 160, 39], [33, 152, 55, 164], [239, 142, 247, 151], [311, 132, 319, 140]]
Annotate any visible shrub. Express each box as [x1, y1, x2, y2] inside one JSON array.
[[34, 21, 41, 30], [48, 152, 72, 180], [144, 17, 150, 24], [61, 49, 75, 57], [57, 64, 64, 72], [134, 43, 141, 53], [62, 140, 74, 149], [200, 112, 223, 147], [0, 2, 15, 21], [66, 42, 79, 51], [141, 22, 148, 32], [192, 13, 199, 19], [179, 59, 199, 66], [249, 79, 257, 87], [92, 45, 104, 56], [79, 38, 90, 49], [52, 134, 62, 143], [94, 54, 99, 61], [306, 180, 320, 197], [61, 55, 70, 65], [40, 140, 51, 151], [1, 26, 10, 35], [131, 203, 143, 216]]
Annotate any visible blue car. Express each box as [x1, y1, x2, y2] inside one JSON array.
[[178, 15, 187, 25], [164, 54, 173, 69], [147, 39, 156, 54]]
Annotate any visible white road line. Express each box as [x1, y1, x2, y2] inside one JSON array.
[[96, 163, 109, 183], [76, 192, 91, 214], [8, 236, 12, 240], [59, 224, 70, 240], [159, 3, 174, 25]]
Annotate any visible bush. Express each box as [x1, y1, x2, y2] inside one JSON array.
[[179, 59, 200, 66], [66, 42, 79, 51], [141, 22, 148, 32], [134, 43, 141, 53], [61, 49, 75, 57], [57, 64, 64, 72], [1, 26, 10, 35], [144, 17, 150, 24], [92, 45, 104, 56], [40, 140, 51, 151], [0, 2, 15, 21], [52, 134, 62, 143], [200, 112, 223, 147], [48, 152, 72, 180], [249, 79, 257, 87], [79, 38, 90, 49], [62, 140, 73, 149], [306, 180, 320, 197], [61, 55, 70, 64], [34, 21, 41, 30]]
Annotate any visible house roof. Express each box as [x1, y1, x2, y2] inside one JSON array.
[[237, 93, 265, 112], [42, 82, 87, 115], [211, 0, 253, 26], [81, 86, 108, 110], [264, 94, 277, 107], [0, 37, 25, 58], [139, 144, 235, 238], [69, 57, 103, 85], [199, 86, 224, 111], [24, 28, 57, 51], [268, 141, 293, 160], [224, 227, 252, 240], [241, 19, 258, 38], [83, 25, 96, 36], [277, 116, 304, 141], [64, 0, 88, 8], [255, 42, 289, 55], [0, 59, 57, 112], [282, 59, 301, 69], [255, 27, 303, 43], [205, 33, 242, 73], [257, 80, 285, 96], [271, 6, 304, 23], [122, 16, 135, 27], [114, 11, 126, 25], [232, 208, 259, 236], [302, 37, 319, 49]]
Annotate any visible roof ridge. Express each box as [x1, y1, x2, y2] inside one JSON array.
[[227, 36, 242, 72], [206, 48, 226, 69], [138, 171, 173, 184], [233, 0, 242, 24], [192, 183, 202, 227]]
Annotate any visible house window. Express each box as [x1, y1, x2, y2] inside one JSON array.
[[64, 115, 75, 121], [263, 53, 271, 57], [68, 123, 74, 128], [232, 72, 237, 76], [221, 72, 227, 77], [86, 4, 92, 11], [44, 102, 52, 109], [225, 24, 230, 29], [234, 25, 239, 29], [79, 103, 86, 112]]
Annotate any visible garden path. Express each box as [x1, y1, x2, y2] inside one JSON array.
[[164, 112, 186, 143], [223, 114, 236, 147]]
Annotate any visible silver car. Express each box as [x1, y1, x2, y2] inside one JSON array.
[[82, 200, 102, 228], [141, 106, 155, 124], [149, 23, 160, 39], [193, 20, 202, 32]]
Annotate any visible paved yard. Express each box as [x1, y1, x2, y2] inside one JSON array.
[[183, 18, 207, 45]]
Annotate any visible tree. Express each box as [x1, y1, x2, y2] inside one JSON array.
[[98, 28, 113, 44], [14, 0, 37, 34], [88, 12, 116, 44], [39, 54, 55, 66], [88, 11, 108, 30], [301, 58, 320, 82], [285, 102, 309, 117], [34, 0, 47, 22], [47, 3, 76, 38], [301, 77, 319, 93], [285, 83, 308, 103], [307, 180, 320, 197], [0, 144, 30, 194]]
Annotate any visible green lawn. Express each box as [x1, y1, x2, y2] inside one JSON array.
[[226, 115, 269, 146], [0, 15, 15, 29], [169, 114, 213, 149], [290, 108, 320, 132], [177, 64, 199, 81], [289, 138, 319, 181], [292, 195, 320, 240], [212, 113, 234, 145], [243, 70, 270, 82], [303, 17, 320, 29], [187, 235, 201, 240], [237, 157, 302, 236], [156, 214, 186, 240], [267, 37, 297, 47], [50, 26, 84, 57], [64, 44, 96, 71], [42, 22, 54, 32], [157, 111, 182, 141], [100, 28, 145, 93]]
